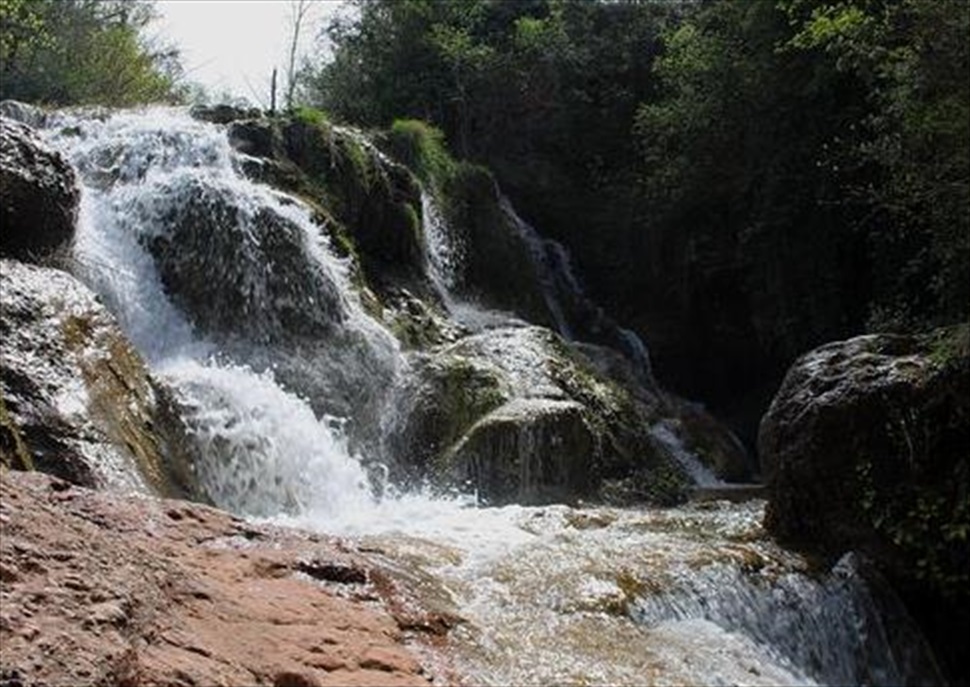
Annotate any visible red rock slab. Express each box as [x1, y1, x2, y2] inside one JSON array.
[[0, 470, 442, 687]]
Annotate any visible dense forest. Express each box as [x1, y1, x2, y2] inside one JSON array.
[[297, 0, 969, 445], [1, 0, 967, 444]]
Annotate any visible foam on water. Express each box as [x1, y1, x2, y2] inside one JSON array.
[[46, 107, 392, 517]]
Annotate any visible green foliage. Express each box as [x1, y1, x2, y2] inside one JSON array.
[[0, 0, 181, 106], [782, 0, 970, 330], [290, 105, 328, 127], [857, 457, 970, 600], [385, 118, 456, 187]]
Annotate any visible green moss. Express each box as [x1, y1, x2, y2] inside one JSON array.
[[384, 119, 456, 187], [291, 105, 329, 127], [0, 393, 34, 471], [926, 322, 970, 369], [427, 358, 507, 475], [857, 458, 970, 600]]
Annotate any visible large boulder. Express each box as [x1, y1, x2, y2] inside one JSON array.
[[140, 174, 348, 344], [387, 325, 697, 505], [0, 470, 439, 687], [0, 116, 79, 262], [0, 260, 196, 497], [759, 325, 969, 682]]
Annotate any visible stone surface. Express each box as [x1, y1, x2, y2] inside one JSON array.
[[0, 100, 48, 129], [142, 174, 347, 344], [0, 116, 79, 262], [0, 260, 194, 496], [231, 117, 430, 294], [759, 325, 970, 682], [189, 104, 261, 125], [387, 325, 694, 505], [0, 470, 443, 687]]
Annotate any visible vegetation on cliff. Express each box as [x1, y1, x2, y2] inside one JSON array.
[[299, 0, 969, 444]]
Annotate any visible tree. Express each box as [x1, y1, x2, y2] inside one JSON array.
[[0, 0, 181, 106], [284, 0, 314, 110]]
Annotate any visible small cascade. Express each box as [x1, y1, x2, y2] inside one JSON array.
[[499, 194, 575, 338], [420, 190, 463, 297], [419, 190, 525, 332], [497, 194, 656, 385], [631, 552, 940, 686], [650, 418, 723, 487]]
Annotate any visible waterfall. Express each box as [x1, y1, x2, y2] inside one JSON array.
[[650, 418, 723, 487], [499, 194, 575, 338], [35, 107, 943, 686], [47, 107, 394, 520]]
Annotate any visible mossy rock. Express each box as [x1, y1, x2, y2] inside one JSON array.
[[230, 116, 429, 297], [0, 392, 33, 471], [0, 260, 198, 497], [141, 173, 348, 345], [437, 164, 554, 327], [385, 351, 508, 485], [388, 325, 687, 505], [759, 325, 970, 680], [442, 398, 596, 505]]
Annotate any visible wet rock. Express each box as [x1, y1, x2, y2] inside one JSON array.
[[295, 560, 367, 585], [388, 326, 689, 504], [0, 470, 438, 687], [0, 101, 48, 129], [228, 118, 278, 158], [282, 120, 428, 288], [449, 398, 596, 504], [189, 104, 261, 125], [142, 174, 347, 343], [670, 398, 753, 482], [759, 325, 970, 682], [0, 260, 195, 496], [440, 167, 553, 328], [0, 116, 79, 262]]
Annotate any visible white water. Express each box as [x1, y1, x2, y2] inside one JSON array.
[[651, 419, 724, 487], [46, 107, 382, 518], [37, 107, 940, 686]]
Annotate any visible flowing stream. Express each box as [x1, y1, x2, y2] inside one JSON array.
[[38, 107, 941, 686]]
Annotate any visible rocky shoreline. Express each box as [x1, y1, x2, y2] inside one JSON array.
[[0, 469, 456, 687]]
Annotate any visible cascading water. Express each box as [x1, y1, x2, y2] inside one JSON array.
[[37, 107, 943, 686], [45, 107, 391, 519]]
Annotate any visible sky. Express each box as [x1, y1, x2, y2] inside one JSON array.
[[152, 0, 343, 106]]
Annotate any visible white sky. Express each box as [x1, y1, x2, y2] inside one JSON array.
[[153, 0, 342, 106]]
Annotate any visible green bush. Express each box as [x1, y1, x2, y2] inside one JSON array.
[[385, 119, 455, 186]]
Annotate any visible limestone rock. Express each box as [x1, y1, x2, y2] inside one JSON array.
[[0, 116, 79, 262], [388, 325, 689, 505], [230, 117, 430, 292], [141, 174, 347, 344], [0, 260, 194, 496], [448, 397, 596, 504], [759, 326, 969, 678], [760, 327, 969, 568], [0, 470, 439, 687]]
